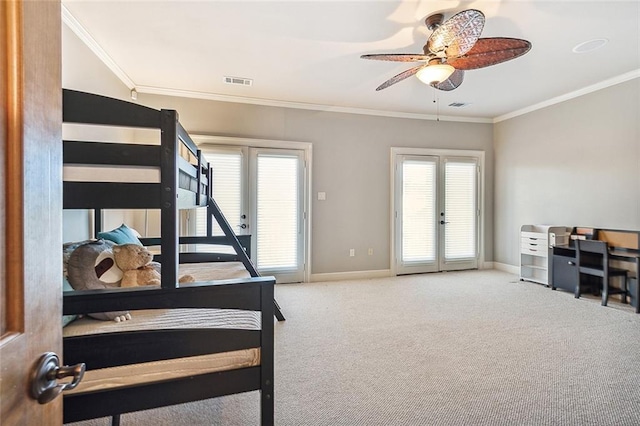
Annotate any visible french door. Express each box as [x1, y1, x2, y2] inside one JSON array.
[[393, 150, 480, 275], [195, 146, 306, 283]]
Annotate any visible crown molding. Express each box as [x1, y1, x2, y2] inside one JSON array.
[[62, 5, 135, 89], [135, 85, 493, 124], [493, 69, 640, 123]]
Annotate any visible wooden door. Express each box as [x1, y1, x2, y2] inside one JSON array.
[[0, 1, 63, 424]]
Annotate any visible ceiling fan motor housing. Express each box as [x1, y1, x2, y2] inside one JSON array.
[[425, 13, 444, 31]]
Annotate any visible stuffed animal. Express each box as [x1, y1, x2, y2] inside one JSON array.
[[113, 244, 195, 287], [66, 239, 131, 322], [112, 244, 161, 287]]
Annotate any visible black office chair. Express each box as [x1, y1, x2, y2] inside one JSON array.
[[574, 239, 629, 306]]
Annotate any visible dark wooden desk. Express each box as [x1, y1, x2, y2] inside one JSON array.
[[551, 245, 639, 312]]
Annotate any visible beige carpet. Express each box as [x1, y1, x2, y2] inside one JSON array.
[[69, 270, 640, 425]]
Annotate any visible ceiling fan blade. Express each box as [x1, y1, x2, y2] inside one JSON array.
[[447, 37, 532, 70], [427, 9, 485, 58], [433, 69, 465, 91], [375, 64, 428, 91], [361, 53, 431, 63]]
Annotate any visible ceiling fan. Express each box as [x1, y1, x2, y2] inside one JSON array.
[[361, 9, 531, 91]]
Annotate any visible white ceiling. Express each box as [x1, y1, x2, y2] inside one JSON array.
[[62, 0, 640, 122]]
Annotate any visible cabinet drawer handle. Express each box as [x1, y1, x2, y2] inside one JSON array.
[[568, 261, 575, 265]]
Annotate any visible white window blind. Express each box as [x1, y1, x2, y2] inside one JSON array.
[[256, 154, 299, 270], [444, 161, 477, 260], [194, 151, 242, 253], [402, 160, 436, 262]]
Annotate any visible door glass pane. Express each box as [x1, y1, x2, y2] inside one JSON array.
[[444, 161, 477, 260], [402, 160, 436, 262], [195, 150, 242, 253], [256, 154, 298, 270]]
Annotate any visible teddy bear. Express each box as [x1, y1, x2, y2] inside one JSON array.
[[113, 243, 195, 287]]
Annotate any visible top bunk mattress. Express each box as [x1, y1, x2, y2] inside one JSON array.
[[180, 261, 250, 281], [63, 164, 160, 183]]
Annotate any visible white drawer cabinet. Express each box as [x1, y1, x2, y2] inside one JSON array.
[[520, 225, 570, 285]]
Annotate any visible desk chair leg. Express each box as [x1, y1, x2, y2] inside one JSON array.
[[601, 279, 609, 306], [602, 276, 629, 307]]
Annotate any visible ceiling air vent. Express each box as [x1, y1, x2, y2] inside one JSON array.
[[223, 76, 253, 86], [448, 102, 470, 108]]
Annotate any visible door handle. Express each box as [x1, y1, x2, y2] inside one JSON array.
[[440, 220, 450, 225], [31, 352, 85, 404]]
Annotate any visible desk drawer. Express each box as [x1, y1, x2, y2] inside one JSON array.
[[521, 231, 548, 241], [521, 245, 547, 258]]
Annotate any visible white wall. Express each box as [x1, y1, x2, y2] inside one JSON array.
[[493, 78, 640, 267], [62, 25, 494, 275], [62, 24, 150, 241]]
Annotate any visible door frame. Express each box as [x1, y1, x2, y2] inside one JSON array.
[[390, 147, 485, 276], [193, 135, 312, 283]]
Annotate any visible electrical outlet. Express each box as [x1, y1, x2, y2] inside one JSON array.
[[368, 248, 373, 255], [349, 249, 355, 257]]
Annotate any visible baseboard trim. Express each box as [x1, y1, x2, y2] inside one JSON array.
[[493, 262, 519, 275], [480, 261, 494, 270], [310, 269, 392, 282], [309, 264, 515, 282]]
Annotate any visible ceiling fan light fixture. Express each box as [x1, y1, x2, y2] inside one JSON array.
[[416, 64, 455, 86]]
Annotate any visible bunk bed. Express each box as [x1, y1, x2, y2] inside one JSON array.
[[61, 89, 280, 425]]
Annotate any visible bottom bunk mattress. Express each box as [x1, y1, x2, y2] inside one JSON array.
[[63, 307, 261, 394]]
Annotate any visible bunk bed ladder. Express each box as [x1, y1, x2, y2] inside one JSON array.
[[207, 196, 286, 322]]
